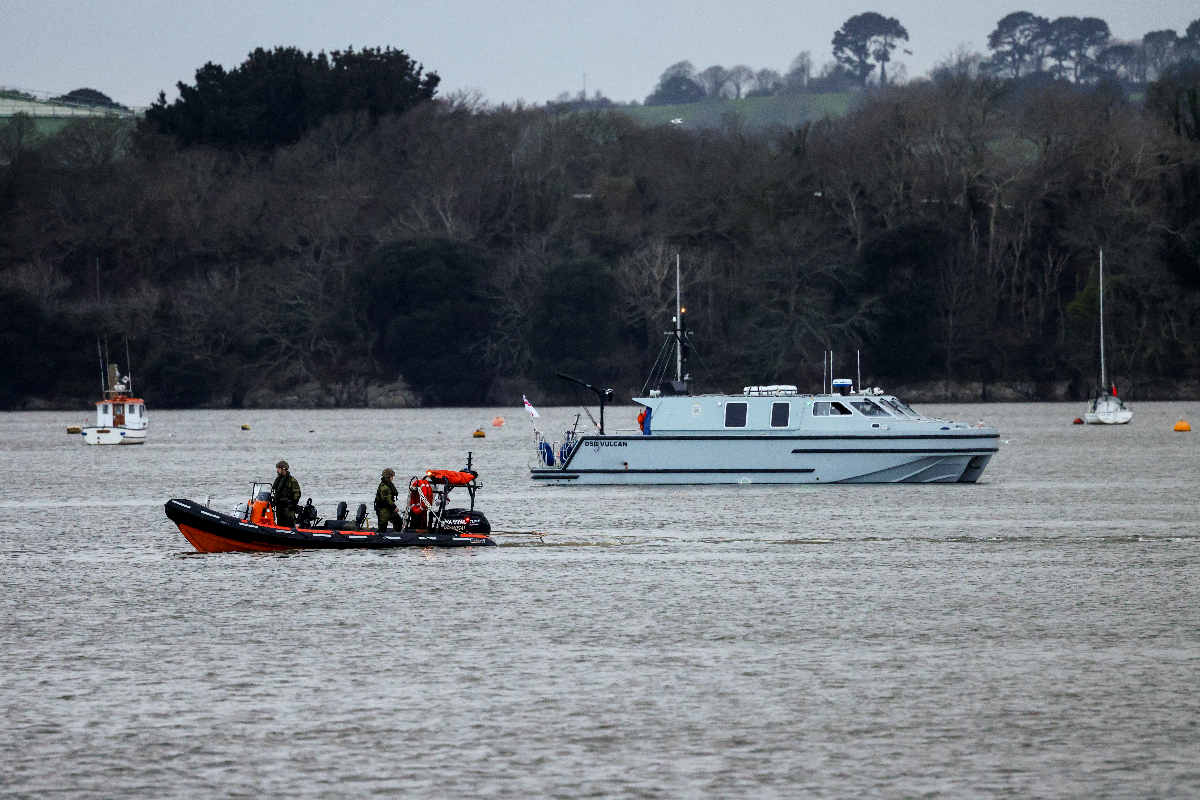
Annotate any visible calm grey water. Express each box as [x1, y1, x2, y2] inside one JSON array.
[[2, 402, 1198, 799]]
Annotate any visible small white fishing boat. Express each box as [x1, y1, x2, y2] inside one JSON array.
[[81, 362, 148, 445], [1083, 250, 1132, 425]]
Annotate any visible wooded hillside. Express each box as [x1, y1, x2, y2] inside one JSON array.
[[2, 53, 1199, 408]]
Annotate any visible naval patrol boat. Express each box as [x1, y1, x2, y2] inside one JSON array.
[[529, 270, 998, 485]]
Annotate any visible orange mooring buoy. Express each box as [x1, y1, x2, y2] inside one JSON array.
[[1072, 418, 1084, 425], [492, 416, 505, 427], [1174, 419, 1191, 432]]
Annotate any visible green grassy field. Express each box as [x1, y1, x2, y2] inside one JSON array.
[[618, 92, 854, 130]]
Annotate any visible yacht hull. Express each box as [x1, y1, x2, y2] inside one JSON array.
[[1083, 411, 1132, 425], [1083, 395, 1132, 425], [531, 433, 998, 485]]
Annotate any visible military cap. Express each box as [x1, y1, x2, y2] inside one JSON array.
[[382, 468, 395, 478], [276, 460, 289, 470]]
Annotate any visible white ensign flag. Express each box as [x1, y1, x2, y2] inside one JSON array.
[[523, 395, 540, 418]]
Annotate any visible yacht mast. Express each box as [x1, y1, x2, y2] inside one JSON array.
[[675, 254, 682, 383], [1099, 249, 1106, 393]]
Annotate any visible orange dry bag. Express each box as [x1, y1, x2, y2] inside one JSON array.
[[425, 469, 475, 486]]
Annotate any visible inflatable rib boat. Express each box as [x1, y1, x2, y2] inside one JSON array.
[[166, 460, 494, 552]]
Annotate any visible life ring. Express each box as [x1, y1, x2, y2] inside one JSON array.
[[538, 440, 555, 467], [558, 441, 572, 464], [637, 409, 646, 432], [408, 478, 433, 514]]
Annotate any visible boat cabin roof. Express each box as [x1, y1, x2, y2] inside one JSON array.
[[631, 390, 933, 433]]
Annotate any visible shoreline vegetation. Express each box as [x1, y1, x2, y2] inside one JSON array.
[[3, 23, 1200, 412], [17, 379, 1200, 411]]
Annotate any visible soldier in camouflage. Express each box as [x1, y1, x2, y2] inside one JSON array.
[[375, 468, 402, 532], [272, 460, 302, 528]]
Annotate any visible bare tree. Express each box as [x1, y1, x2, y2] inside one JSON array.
[[698, 65, 731, 97], [617, 241, 690, 353], [48, 118, 135, 168], [727, 65, 755, 99], [751, 69, 783, 97], [1143, 30, 1178, 81], [784, 52, 813, 91], [732, 222, 870, 381]]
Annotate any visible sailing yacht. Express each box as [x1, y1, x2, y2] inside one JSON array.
[[1083, 250, 1132, 425]]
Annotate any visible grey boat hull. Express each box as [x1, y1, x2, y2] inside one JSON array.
[[531, 433, 997, 485]]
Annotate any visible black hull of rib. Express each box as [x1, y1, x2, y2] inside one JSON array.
[[166, 499, 496, 550]]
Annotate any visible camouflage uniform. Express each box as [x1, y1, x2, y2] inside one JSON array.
[[272, 464, 302, 528], [375, 470, 402, 532]]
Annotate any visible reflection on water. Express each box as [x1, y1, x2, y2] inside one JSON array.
[[2, 403, 1199, 798]]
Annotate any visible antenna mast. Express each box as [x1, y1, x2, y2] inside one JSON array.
[[675, 254, 682, 383], [97, 340, 105, 395]]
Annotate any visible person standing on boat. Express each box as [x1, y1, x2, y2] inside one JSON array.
[[272, 461, 302, 528], [375, 468, 402, 532]]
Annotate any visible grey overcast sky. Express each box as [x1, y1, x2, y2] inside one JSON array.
[[1, 1, 1197, 108]]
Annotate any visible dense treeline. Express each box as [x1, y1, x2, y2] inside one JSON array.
[[144, 46, 438, 150], [1, 49, 1200, 408], [642, 13, 1200, 105]]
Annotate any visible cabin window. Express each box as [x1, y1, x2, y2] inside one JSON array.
[[724, 402, 748, 427], [812, 401, 852, 416], [771, 402, 790, 427], [877, 398, 903, 416], [850, 400, 891, 417], [101, 404, 109, 415]]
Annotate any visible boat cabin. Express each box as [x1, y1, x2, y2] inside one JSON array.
[[635, 383, 925, 435], [96, 397, 147, 429]]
